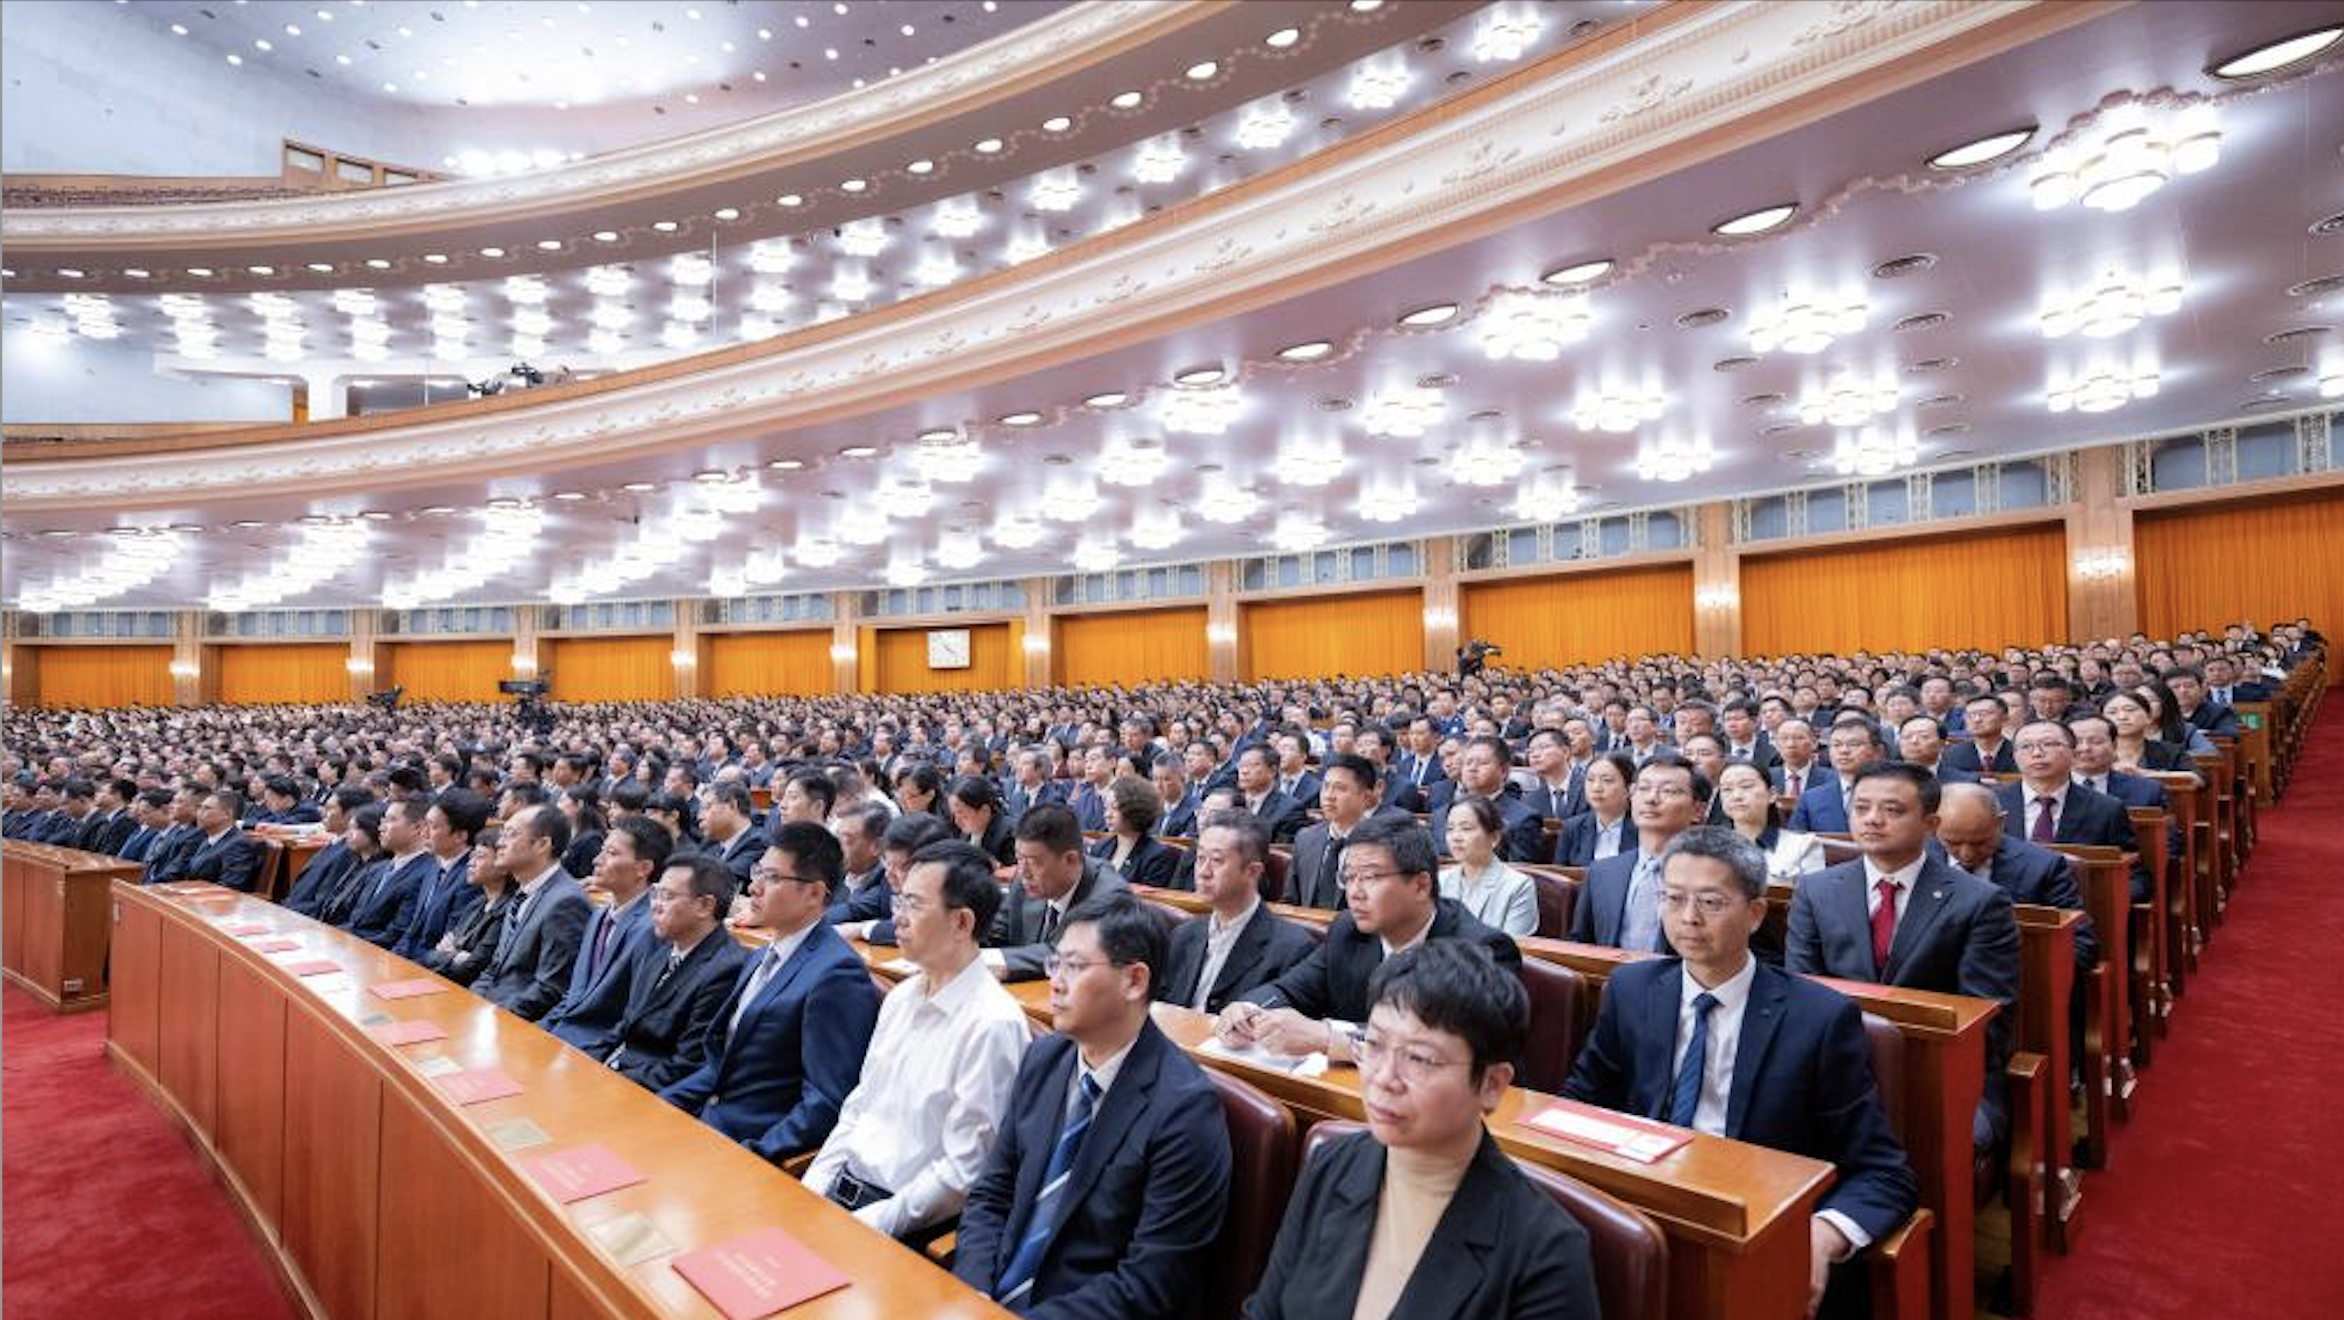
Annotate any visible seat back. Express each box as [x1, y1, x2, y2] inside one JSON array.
[[1520, 865, 1581, 939], [1206, 1069, 1299, 1320], [1515, 957, 1587, 1094], [1137, 898, 1190, 944], [254, 836, 287, 901], [1862, 1010, 1907, 1134], [1260, 849, 1291, 904]]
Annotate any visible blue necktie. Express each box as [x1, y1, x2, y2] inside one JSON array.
[[1667, 993, 1721, 1128], [995, 1073, 1103, 1307], [1619, 855, 1664, 952]]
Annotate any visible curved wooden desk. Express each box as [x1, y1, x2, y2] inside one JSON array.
[[108, 881, 1011, 1320], [3, 839, 137, 1011]]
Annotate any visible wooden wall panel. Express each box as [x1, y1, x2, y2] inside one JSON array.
[[2135, 487, 2344, 672], [157, 919, 221, 1138], [216, 953, 290, 1236], [283, 1007, 383, 1320], [380, 640, 513, 704], [377, 1088, 551, 1320], [216, 643, 350, 705], [107, 887, 162, 1077], [31, 645, 175, 708], [1461, 565, 1696, 669], [707, 630, 833, 696], [545, 636, 671, 703], [872, 622, 1014, 693], [1241, 590, 1425, 680], [1053, 607, 1210, 687], [1740, 523, 2070, 655]]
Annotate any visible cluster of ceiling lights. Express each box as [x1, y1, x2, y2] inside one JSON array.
[[2046, 363, 2161, 415], [1797, 375, 1901, 428], [1829, 425, 1921, 479], [382, 503, 543, 610], [1747, 291, 1867, 356], [14, 529, 182, 614], [209, 520, 371, 612], [2030, 101, 2221, 213], [2038, 267, 2185, 339], [1634, 434, 1716, 484]]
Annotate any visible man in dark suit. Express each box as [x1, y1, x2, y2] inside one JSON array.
[[1720, 698, 1783, 774], [1570, 753, 1708, 953], [251, 776, 323, 827], [1428, 737, 1545, 863], [1935, 783, 2098, 970], [1152, 754, 1201, 840], [390, 790, 487, 962], [1940, 695, 2017, 776], [1787, 719, 1887, 833], [1246, 939, 1601, 1320], [1565, 826, 1917, 1320], [29, 781, 89, 846], [339, 797, 437, 947], [2201, 654, 2270, 708], [603, 855, 749, 1089], [1769, 719, 1824, 801], [283, 788, 375, 915], [1284, 753, 1385, 911], [1006, 748, 1071, 822], [1895, 715, 1978, 784], [2165, 666, 2240, 740], [1221, 813, 1520, 1060], [1389, 717, 1449, 814], [1519, 727, 1589, 823], [660, 821, 881, 1162], [1067, 746, 1115, 833], [1996, 720, 2146, 900], [1270, 731, 1322, 815], [74, 779, 139, 856], [955, 893, 1231, 1317], [142, 788, 209, 883], [474, 804, 595, 1022], [114, 789, 178, 866], [181, 790, 266, 891], [1786, 763, 2020, 1150], [823, 801, 894, 926], [987, 803, 1128, 981], [1232, 745, 1306, 846], [699, 780, 766, 888], [544, 816, 671, 1054], [1161, 813, 1315, 1013]]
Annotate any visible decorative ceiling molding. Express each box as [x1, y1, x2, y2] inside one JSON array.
[[3, 0, 2105, 513]]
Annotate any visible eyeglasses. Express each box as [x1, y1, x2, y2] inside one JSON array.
[[1043, 952, 1129, 980], [1340, 868, 1407, 891], [892, 891, 934, 916], [1350, 1031, 1468, 1083], [1660, 890, 1742, 918], [749, 866, 821, 887]]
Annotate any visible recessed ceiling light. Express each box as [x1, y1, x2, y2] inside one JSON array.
[[621, 481, 659, 492], [998, 411, 1043, 426], [1266, 27, 1300, 49], [1172, 365, 1226, 386], [1110, 90, 1144, 110], [1541, 258, 1614, 286], [1186, 61, 1219, 80], [423, 253, 448, 264], [907, 159, 935, 174], [1926, 127, 2034, 170], [777, 193, 804, 207], [839, 445, 880, 458], [974, 137, 1003, 153], [1398, 303, 1459, 327], [1278, 340, 1334, 362], [1712, 203, 1797, 236], [246, 264, 274, 275], [1042, 115, 1072, 132], [712, 207, 740, 221], [841, 178, 868, 193], [124, 267, 150, 279], [478, 246, 504, 258], [359, 510, 393, 520], [306, 262, 334, 273], [1082, 392, 1128, 408], [2208, 26, 2341, 80], [231, 520, 267, 529], [692, 469, 731, 483], [652, 220, 679, 232], [365, 258, 391, 269], [768, 458, 805, 470], [187, 266, 214, 276], [551, 490, 587, 501], [535, 239, 562, 251], [419, 505, 458, 516]]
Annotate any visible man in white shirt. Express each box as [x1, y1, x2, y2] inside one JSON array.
[[805, 840, 1029, 1243]]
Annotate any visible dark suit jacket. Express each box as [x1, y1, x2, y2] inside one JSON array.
[[1974, 836, 2099, 968], [1785, 857, 2020, 1145], [954, 1021, 1231, 1320], [823, 865, 893, 926], [283, 839, 360, 916], [1550, 811, 1627, 868], [1563, 959, 1918, 1244], [1522, 771, 1587, 824], [608, 929, 750, 1091], [116, 824, 165, 864], [183, 829, 266, 892], [1770, 761, 1826, 801], [1724, 737, 1784, 775], [1241, 1129, 1598, 1320], [659, 922, 880, 1161], [1158, 792, 1201, 841], [75, 811, 136, 856], [710, 828, 764, 888], [1069, 783, 1111, 833], [1284, 821, 1354, 911], [1241, 788, 1306, 846], [1993, 780, 2146, 900], [392, 854, 477, 962], [1275, 771, 1322, 814], [343, 851, 435, 948], [1430, 788, 1544, 864], [1089, 834, 1180, 890], [475, 872, 595, 1022], [142, 824, 203, 882], [2183, 701, 2240, 740], [1157, 906, 1317, 1013], [989, 857, 1129, 980], [1786, 776, 1851, 833], [1941, 738, 2018, 776], [1568, 848, 1667, 952], [1005, 778, 1071, 822], [544, 896, 658, 1054], [1241, 898, 1521, 1025]]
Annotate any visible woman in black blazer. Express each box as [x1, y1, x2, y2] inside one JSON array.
[[2103, 690, 2201, 773], [946, 774, 1018, 866], [1088, 775, 1179, 889], [1242, 941, 1599, 1320]]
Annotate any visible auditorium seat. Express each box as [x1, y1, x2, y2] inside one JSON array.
[[1514, 955, 1587, 1094], [1519, 864, 1580, 939], [1205, 1069, 1299, 1320]]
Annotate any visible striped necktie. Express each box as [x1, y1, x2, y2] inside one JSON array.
[[995, 1073, 1103, 1307]]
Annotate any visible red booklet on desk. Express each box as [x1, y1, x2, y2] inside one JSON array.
[[672, 1228, 850, 1320], [1523, 1099, 1693, 1164]]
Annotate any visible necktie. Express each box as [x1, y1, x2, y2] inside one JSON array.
[[1620, 855, 1665, 953], [590, 911, 616, 979], [1412, 757, 1428, 787], [1786, 768, 1803, 799], [1315, 835, 1346, 908], [1040, 903, 1062, 946], [731, 944, 783, 1033], [2031, 795, 2058, 844], [653, 948, 687, 993], [1871, 879, 1899, 973], [492, 890, 533, 966], [995, 1073, 1103, 1306], [1667, 993, 1720, 1127]]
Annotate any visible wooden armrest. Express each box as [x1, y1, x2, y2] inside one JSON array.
[[924, 1231, 958, 1266], [1867, 1208, 1934, 1320], [780, 1151, 817, 1179]]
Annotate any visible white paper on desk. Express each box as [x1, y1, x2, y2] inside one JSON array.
[[1525, 1106, 1676, 1164], [1198, 1037, 1329, 1076]]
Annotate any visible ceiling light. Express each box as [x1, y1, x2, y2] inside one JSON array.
[[838, 444, 880, 459], [777, 192, 805, 207], [1130, 511, 1186, 550], [1470, 5, 1544, 62], [1347, 61, 1411, 110], [829, 266, 874, 302], [934, 537, 984, 571], [1235, 100, 1297, 150], [652, 220, 679, 233], [1109, 90, 1144, 110], [1359, 384, 1446, 438], [911, 248, 960, 288], [1100, 437, 1170, 486], [796, 537, 842, 567], [1829, 425, 1921, 478], [1265, 27, 1300, 49], [1132, 137, 1188, 184], [1172, 365, 1226, 387], [931, 198, 984, 239], [2209, 26, 2341, 79], [1158, 383, 1245, 435], [1273, 433, 1347, 487], [974, 137, 1004, 154], [1541, 258, 1614, 287], [2318, 369, 2344, 399], [835, 219, 889, 257], [840, 178, 868, 194], [1197, 481, 1263, 525], [1083, 391, 1129, 408], [1512, 469, 1582, 521], [994, 411, 1042, 427], [2031, 102, 2219, 212], [2047, 363, 2159, 414], [1451, 442, 1526, 486], [1747, 291, 1867, 354], [1071, 541, 1122, 573], [907, 158, 935, 175], [1278, 340, 1334, 363], [1474, 290, 1593, 361], [1570, 387, 1667, 433], [1271, 520, 1332, 552], [879, 479, 936, 518], [1003, 232, 1053, 265], [1397, 303, 1459, 328], [768, 458, 806, 471], [1357, 479, 1421, 523], [913, 436, 985, 483], [2039, 267, 2184, 338], [1711, 203, 1797, 236], [1029, 170, 1083, 212], [1927, 127, 2035, 170], [1636, 434, 1716, 482], [1186, 60, 1219, 80], [992, 518, 1047, 549], [1797, 375, 1900, 427]]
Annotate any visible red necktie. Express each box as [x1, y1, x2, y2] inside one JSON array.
[[1786, 769, 1803, 798], [2030, 795, 2058, 844], [1871, 879, 1899, 973]]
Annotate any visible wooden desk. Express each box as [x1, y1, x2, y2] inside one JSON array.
[[3, 840, 138, 1011], [110, 882, 1014, 1320], [251, 830, 330, 902]]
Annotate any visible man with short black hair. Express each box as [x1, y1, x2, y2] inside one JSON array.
[[598, 854, 749, 1089], [1429, 736, 1544, 862], [987, 803, 1126, 980], [701, 779, 764, 885], [342, 797, 436, 947], [284, 787, 377, 914], [1163, 812, 1315, 1012], [1572, 753, 1710, 952], [1997, 719, 2145, 899], [1285, 752, 1385, 911], [544, 815, 674, 1052], [955, 892, 1231, 1317], [183, 790, 266, 891], [1941, 695, 2017, 775], [391, 788, 488, 960], [474, 804, 594, 1021]]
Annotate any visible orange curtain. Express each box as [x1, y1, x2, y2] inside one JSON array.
[[1462, 565, 1694, 669], [547, 636, 672, 703], [2135, 488, 2344, 673], [381, 640, 515, 704], [33, 646, 174, 708], [1242, 590, 1425, 680], [707, 631, 834, 696], [216, 644, 349, 705], [1741, 523, 2071, 655], [872, 624, 1013, 693], [1054, 607, 1209, 687]]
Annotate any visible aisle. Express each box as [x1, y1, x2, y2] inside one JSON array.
[[2033, 702, 2344, 1320], [1, 984, 297, 1320]]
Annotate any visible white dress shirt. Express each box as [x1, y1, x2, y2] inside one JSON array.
[[1862, 853, 1927, 928], [729, 922, 815, 1036], [2024, 782, 2071, 840], [1192, 898, 1261, 1011], [802, 956, 1030, 1238], [1670, 955, 1757, 1137]]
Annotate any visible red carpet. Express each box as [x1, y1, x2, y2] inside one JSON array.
[[2, 985, 297, 1320], [2034, 701, 2344, 1320]]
